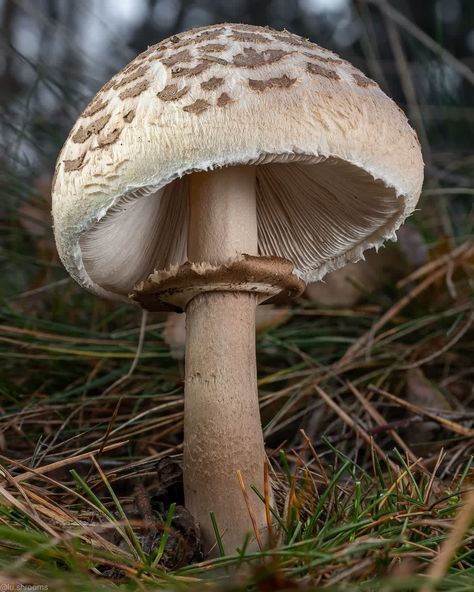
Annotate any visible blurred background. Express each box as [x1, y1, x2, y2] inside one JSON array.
[[1, 0, 473, 452], [1, 0, 473, 296], [1, 0, 474, 448], [0, 1, 473, 587]]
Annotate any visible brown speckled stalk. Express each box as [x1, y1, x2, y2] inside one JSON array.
[[184, 166, 268, 555]]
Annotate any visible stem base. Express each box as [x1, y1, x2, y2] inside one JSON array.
[[184, 291, 267, 555]]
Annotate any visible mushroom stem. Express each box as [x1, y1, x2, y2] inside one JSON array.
[[187, 166, 258, 262], [184, 166, 268, 555]]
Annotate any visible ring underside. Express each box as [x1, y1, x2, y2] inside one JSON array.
[[130, 254, 306, 312]]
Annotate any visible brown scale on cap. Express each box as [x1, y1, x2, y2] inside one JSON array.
[[272, 32, 307, 47], [233, 47, 290, 68], [229, 23, 270, 32], [273, 30, 329, 54], [198, 43, 228, 52], [157, 84, 190, 101], [162, 39, 191, 51], [64, 153, 86, 172], [72, 114, 111, 144], [95, 127, 123, 148], [82, 98, 108, 118], [217, 92, 233, 107], [99, 78, 116, 93], [161, 49, 193, 67], [123, 109, 136, 123], [173, 27, 225, 48], [264, 48, 292, 63], [248, 74, 296, 92], [201, 54, 228, 66], [121, 60, 146, 75], [61, 23, 377, 169], [147, 51, 168, 63], [302, 51, 342, 65], [138, 45, 163, 60], [183, 99, 210, 115], [231, 31, 271, 43], [353, 73, 377, 88], [140, 44, 167, 61], [171, 62, 210, 78], [201, 77, 224, 91], [192, 27, 225, 41], [306, 62, 340, 80], [119, 79, 149, 100], [113, 65, 149, 90]]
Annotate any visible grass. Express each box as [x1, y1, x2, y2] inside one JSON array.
[[0, 444, 473, 590], [1, 0, 473, 590], [0, 228, 472, 590]]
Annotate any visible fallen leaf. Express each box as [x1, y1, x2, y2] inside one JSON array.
[[397, 223, 429, 268], [406, 368, 452, 412], [404, 368, 452, 451], [306, 245, 406, 306]]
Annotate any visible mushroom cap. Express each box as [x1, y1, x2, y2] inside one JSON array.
[[52, 23, 424, 302]]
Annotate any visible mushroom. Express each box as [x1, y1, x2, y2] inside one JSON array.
[[52, 23, 423, 555]]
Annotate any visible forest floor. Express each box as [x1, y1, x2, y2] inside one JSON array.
[[1, 1, 473, 590], [1, 178, 473, 590]]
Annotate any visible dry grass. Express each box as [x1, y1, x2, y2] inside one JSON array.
[[0, 0, 473, 589]]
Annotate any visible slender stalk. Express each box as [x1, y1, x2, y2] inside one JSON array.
[[187, 166, 258, 262], [184, 166, 268, 555]]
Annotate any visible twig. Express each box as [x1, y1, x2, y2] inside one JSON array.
[[399, 310, 474, 370], [422, 188, 474, 197], [325, 557, 374, 585], [0, 479, 61, 540], [380, 0, 430, 156], [300, 428, 330, 485], [236, 469, 263, 551], [339, 260, 457, 364], [85, 396, 123, 481], [346, 381, 420, 467], [314, 386, 399, 474], [7, 278, 70, 301], [100, 310, 148, 397], [379, 458, 424, 509], [354, 0, 389, 87], [397, 241, 473, 288], [5, 441, 128, 483], [420, 489, 474, 592], [263, 461, 274, 545], [367, 0, 474, 86], [424, 449, 446, 506], [369, 385, 474, 438], [325, 417, 423, 446]]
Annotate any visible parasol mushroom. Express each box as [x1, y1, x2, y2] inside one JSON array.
[[52, 23, 423, 555]]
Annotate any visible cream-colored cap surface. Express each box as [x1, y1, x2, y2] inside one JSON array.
[[52, 23, 424, 302]]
